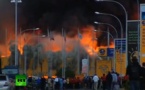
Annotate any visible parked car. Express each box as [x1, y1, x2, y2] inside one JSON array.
[[0, 74, 10, 90]]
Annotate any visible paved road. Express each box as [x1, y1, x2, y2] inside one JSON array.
[[65, 88, 124, 90], [57, 88, 125, 90]]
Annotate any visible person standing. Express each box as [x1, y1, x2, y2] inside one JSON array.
[[140, 62, 145, 90], [66, 77, 70, 89], [111, 72, 120, 90], [40, 76, 46, 90], [126, 56, 141, 90], [47, 77, 52, 90], [59, 77, 64, 90], [106, 71, 112, 90], [36, 77, 41, 89], [101, 74, 106, 90], [93, 74, 99, 90]]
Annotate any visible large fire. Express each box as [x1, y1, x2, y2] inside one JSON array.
[[0, 25, 114, 58]]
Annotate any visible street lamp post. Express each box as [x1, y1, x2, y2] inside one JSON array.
[[94, 21, 118, 70], [94, 21, 118, 38], [20, 28, 39, 74], [94, 29, 116, 71], [94, 30, 115, 38], [92, 38, 98, 74], [136, 0, 140, 61], [95, 0, 128, 36], [0, 52, 2, 74], [95, 0, 128, 75], [95, 12, 123, 67], [36, 35, 46, 76], [10, 0, 22, 66], [20, 28, 40, 35], [95, 12, 122, 39], [94, 30, 110, 51]]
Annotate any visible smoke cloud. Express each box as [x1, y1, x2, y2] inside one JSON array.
[[1, 0, 145, 34], [0, 0, 145, 57]]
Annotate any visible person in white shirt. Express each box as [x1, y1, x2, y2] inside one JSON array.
[[54, 77, 59, 89], [93, 74, 99, 90]]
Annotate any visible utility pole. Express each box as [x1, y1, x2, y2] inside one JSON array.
[[0, 52, 2, 74]]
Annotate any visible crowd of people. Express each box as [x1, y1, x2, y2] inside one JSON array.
[[26, 72, 122, 90], [25, 56, 145, 90]]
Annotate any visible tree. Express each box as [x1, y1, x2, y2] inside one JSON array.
[[9, 44, 20, 66], [52, 51, 62, 70], [22, 45, 34, 70], [9, 44, 15, 65], [33, 43, 45, 73]]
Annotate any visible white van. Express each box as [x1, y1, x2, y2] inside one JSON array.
[[0, 74, 10, 90]]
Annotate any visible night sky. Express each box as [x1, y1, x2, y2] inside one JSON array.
[[0, 0, 145, 37]]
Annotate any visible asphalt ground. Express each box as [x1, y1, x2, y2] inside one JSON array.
[[45, 87, 125, 90], [63, 88, 125, 90]]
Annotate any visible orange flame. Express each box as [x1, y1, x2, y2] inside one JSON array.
[[0, 25, 114, 58]]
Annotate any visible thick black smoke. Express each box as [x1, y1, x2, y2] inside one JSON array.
[[19, 0, 145, 35], [19, 0, 96, 32], [0, 0, 145, 38]]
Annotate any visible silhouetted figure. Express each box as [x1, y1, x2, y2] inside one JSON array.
[[106, 71, 112, 90], [59, 77, 63, 90], [40, 76, 46, 90], [126, 56, 141, 90], [101, 74, 106, 90], [140, 62, 145, 90]]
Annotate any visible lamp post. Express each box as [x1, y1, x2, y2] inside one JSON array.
[[137, 0, 140, 61], [94, 21, 118, 69], [95, 29, 114, 65], [37, 35, 46, 76], [95, 0, 128, 34], [20, 28, 40, 35], [20, 28, 39, 74], [94, 29, 115, 70], [20, 27, 40, 50], [95, 12, 122, 39], [94, 30, 114, 38], [94, 21, 118, 38], [92, 38, 97, 74], [95, 11, 123, 69], [0, 52, 2, 74], [10, 0, 22, 66], [95, 0, 128, 76]]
